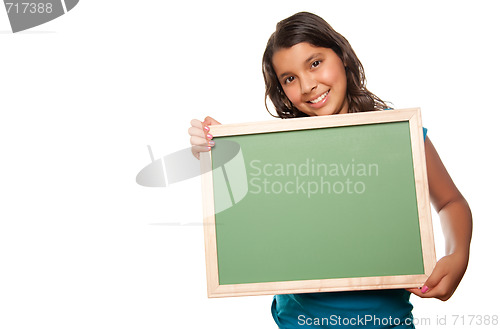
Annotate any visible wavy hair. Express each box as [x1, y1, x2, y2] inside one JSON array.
[[262, 12, 389, 118]]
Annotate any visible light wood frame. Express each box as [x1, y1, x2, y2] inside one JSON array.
[[200, 108, 436, 298]]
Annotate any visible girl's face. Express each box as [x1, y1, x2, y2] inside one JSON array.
[[272, 42, 348, 116]]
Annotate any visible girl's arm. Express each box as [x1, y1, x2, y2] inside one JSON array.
[[408, 137, 473, 301]]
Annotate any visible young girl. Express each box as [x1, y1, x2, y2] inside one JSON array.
[[188, 12, 472, 328]]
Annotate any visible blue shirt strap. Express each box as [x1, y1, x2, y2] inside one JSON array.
[[383, 108, 427, 141]]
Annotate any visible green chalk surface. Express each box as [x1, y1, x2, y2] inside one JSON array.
[[211, 122, 424, 285]]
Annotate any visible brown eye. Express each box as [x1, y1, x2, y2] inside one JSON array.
[[284, 76, 295, 84], [312, 60, 321, 68]]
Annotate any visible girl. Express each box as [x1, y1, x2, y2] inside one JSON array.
[[188, 12, 472, 328]]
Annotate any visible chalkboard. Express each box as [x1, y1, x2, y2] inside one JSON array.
[[200, 108, 435, 298]]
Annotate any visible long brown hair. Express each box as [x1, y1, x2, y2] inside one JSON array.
[[262, 12, 389, 118]]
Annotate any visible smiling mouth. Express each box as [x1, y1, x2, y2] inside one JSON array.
[[308, 90, 330, 104]]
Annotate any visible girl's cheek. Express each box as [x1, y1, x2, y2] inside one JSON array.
[[285, 86, 300, 104]]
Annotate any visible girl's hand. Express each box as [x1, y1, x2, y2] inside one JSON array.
[[188, 116, 221, 160], [407, 251, 469, 301]]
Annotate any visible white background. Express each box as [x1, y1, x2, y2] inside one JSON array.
[[1, 1, 498, 328]]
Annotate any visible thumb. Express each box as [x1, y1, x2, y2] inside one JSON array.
[[203, 116, 221, 126], [421, 267, 445, 293]]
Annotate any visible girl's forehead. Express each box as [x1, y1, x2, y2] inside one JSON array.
[[272, 42, 337, 69]]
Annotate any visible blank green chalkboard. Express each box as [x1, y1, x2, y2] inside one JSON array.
[[200, 108, 435, 297]]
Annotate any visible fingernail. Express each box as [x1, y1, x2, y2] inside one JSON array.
[[204, 126, 210, 132], [206, 133, 213, 139], [421, 286, 429, 293], [206, 146, 211, 151], [208, 141, 215, 146]]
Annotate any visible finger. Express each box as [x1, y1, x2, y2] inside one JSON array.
[[191, 145, 211, 160], [192, 145, 211, 158], [203, 116, 221, 126], [188, 126, 206, 139], [190, 119, 203, 128], [191, 148, 200, 160], [406, 288, 421, 295], [422, 267, 446, 293], [413, 286, 449, 301], [191, 136, 210, 147], [407, 287, 433, 299], [407, 277, 451, 301]]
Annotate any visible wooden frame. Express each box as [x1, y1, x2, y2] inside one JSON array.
[[200, 108, 436, 298]]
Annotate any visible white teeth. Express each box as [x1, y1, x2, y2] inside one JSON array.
[[309, 90, 329, 104]]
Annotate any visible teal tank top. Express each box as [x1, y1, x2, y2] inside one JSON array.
[[271, 126, 428, 329], [272, 289, 415, 328]]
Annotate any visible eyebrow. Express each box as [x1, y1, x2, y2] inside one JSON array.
[[277, 53, 323, 80]]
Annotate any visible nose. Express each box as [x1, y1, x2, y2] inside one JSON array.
[[300, 73, 317, 95]]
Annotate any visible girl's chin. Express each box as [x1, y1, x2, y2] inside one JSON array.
[[300, 106, 339, 117]]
